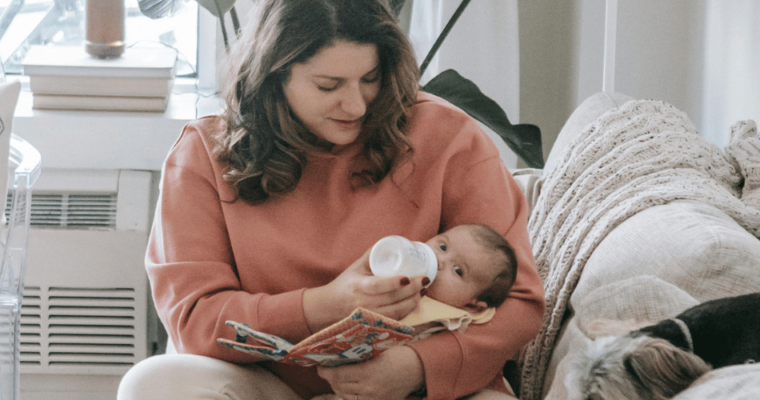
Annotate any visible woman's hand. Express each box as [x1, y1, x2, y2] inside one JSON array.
[[303, 249, 427, 333], [317, 345, 425, 400]]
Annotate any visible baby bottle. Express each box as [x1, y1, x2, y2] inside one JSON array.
[[369, 236, 437, 286]]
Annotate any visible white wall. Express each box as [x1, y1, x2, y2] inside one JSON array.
[[606, 0, 706, 139], [521, 0, 706, 157], [520, 0, 759, 156], [702, 0, 760, 148], [518, 0, 578, 161]]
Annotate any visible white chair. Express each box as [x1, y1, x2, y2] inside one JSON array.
[[0, 134, 41, 400]]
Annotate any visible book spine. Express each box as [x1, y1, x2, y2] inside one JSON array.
[[33, 94, 169, 112], [30, 76, 174, 97], [24, 66, 176, 79]]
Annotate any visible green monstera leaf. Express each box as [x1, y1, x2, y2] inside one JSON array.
[[423, 69, 544, 168], [138, 0, 235, 19], [389, 0, 407, 16], [196, 0, 237, 18], [137, 0, 188, 19], [138, 0, 239, 49]]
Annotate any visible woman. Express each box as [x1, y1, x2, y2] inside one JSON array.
[[117, 0, 544, 399]]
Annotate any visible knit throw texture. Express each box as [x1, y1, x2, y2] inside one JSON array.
[[519, 100, 760, 400]]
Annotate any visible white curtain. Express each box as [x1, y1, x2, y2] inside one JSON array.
[[701, 0, 760, 148], [408, 0, 521, 168]]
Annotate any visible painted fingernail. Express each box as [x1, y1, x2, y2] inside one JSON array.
[[421, 277, 431, 286], [400, 277, 411, 286], [420, 288, 428, 297]]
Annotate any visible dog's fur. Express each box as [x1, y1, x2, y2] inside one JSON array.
[[565, 293, 760, 400]]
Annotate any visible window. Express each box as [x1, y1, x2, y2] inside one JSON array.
[[0, 0, 198, 77]]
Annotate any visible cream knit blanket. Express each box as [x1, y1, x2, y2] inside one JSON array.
[[518, 100, 760, 400]]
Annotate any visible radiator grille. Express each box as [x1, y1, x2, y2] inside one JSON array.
[[20, 287, 138, 368], [6, 193, 117, 228], [20, 287, 42, 365]]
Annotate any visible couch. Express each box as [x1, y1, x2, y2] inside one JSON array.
[[511, 92, 760, 400]]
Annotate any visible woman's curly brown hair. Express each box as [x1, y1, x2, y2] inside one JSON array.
[[214, 0, 419, 204]]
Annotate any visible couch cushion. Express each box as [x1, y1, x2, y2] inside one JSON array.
[[542, 318, 585, 400], [571, 200, 760, 308], [576, 275, 699, 336], [674, 364, 760, 399]]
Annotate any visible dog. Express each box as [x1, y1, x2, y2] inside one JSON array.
[[565, 292, 760, 400]]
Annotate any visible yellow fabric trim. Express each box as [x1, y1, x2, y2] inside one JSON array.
[[399, 296, 496, 332]]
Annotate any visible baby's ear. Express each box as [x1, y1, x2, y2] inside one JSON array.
[[464, 300, 489, 313]]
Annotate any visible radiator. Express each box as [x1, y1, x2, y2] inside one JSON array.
[[14, 168, 156, 400]]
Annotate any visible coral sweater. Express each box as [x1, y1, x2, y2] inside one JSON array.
[[146, 92, 544, 399]]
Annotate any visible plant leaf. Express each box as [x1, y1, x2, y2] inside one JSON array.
[[422, 69, 544, 168], [197, 0, 237, 18], [137, 0, 188, 19], [389, 0, 407, 17]]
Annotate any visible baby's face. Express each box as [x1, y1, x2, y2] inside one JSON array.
[[424, 225, 503, 311]]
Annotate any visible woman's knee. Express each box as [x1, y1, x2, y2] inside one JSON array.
[[118, 355, 183, 400], [117, 354, 234, 400], [117, 353, 303, 400]]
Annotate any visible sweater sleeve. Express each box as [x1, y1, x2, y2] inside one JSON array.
[[406, 122, 545, 399], [146, 121, 313, 362]]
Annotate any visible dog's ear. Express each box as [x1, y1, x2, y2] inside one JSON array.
[[564, 336, 623, 400], [623, 338, 711, 399], [563, 336, 596, 399]]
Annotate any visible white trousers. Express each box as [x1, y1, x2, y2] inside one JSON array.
[[117, 353, 517, 400]]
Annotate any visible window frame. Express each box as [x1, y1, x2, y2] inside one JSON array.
[[1, 1, 217, 92]]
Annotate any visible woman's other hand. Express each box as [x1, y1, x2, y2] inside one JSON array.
[[317, 345, 425, 400], [303, 249, 426, 333]]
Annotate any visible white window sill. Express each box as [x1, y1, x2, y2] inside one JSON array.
[[13, 78, 222, 171]]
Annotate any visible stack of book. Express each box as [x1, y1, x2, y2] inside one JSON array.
[[22, 46, 177, 112]]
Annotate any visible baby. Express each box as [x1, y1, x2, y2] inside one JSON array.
[[424, 223, 517, 311], [312, 224, 517, 399], [400, 223, 518, 336]]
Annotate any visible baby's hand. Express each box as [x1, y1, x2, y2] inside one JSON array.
[[311, 395, 341, 400]]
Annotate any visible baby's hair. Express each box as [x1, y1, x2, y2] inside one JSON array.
[[467, 224, 518, 308]]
